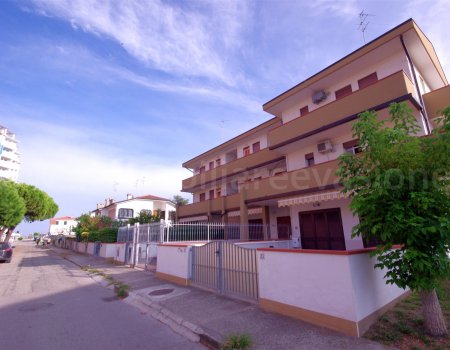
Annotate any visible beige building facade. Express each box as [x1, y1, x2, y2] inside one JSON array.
[[178, 19, 450, 251]]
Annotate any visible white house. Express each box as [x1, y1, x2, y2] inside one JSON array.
[[90, 194, 176, 222], [49, 216, 78, 236]]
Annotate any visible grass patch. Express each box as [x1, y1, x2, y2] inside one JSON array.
[[82, 265, 130, 299], [221, 333, 253, 350], [364, 278, 449, 349]]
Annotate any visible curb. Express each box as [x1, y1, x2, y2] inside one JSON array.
[[125, 293, 221, 348]]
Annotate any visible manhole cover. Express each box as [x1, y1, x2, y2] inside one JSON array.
[[18, 302, 54, 312], [149, 288, 174, 296]]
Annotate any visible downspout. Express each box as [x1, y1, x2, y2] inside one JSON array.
[[400, 35, 431, 134]]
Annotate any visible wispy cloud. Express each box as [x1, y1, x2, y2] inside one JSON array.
[[28, 0, 252, 86], [307, 0, 359, 19]]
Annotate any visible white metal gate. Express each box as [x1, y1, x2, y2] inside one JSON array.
[[190, 241, 259, 300]]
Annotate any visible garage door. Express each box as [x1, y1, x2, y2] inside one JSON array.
[[299, 208, 346, 250]]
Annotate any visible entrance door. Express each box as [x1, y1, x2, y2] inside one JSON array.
[[276, 216, 292, 239], [299, 208, 346, 250]]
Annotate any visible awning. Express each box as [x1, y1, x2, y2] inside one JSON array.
[[179, 215, 208, 222], [278, 190, 349, 207], [228, 207, 262, 217]]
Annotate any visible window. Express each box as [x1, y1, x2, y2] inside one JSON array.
[[300, 105, 309, 116], [216, 158, 221, 167], [209, 161, 214, 170], [209, 189, 215, 199], [216, 188, 221, 197], [343, 139, 362, 154], [358, 72, 378, 90], [252, 142, 260, 153], [56, 221, 59, 225], [305, 152, 315, 167], [199, 193, 206, 202], [335, 84, 353, 100], [118, 208, 134, 219], [64, 221, 67, 225], [199, 166, 206, 174], [243, 146, 250, 156], [160, 211, 166, 220]]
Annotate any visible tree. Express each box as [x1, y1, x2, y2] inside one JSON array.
[[337, 102, 449, 336], [0, 180, 58, 242], [0, 181, 26, 239], [172, 195, 189, 206]]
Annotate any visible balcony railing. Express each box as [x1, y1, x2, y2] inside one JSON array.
[[244, 159, 340, 203], [268, 70, 415, 149], [178, 193, 240, 218], [178, 160, 340, 218], [182, 148, 284, 192]]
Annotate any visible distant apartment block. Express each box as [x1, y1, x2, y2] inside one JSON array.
[[0, 125, 21, 181], [178, 19, 449, 250], [49, 216, 78, 236], [91, 194, 176, 222]]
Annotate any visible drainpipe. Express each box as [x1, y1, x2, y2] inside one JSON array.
[[400, 35, 431, 134]]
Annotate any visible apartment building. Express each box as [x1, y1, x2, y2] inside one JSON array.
[[0, 125, 21, 182], [90, 194, 176, 222], [178, 18, 449, 250]]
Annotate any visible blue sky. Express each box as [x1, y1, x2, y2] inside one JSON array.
[[1, 0, 449, 235]]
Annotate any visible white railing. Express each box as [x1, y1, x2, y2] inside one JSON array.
[[117, 221, 283, 243]]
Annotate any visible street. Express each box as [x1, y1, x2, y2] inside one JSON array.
[[0, 241, 203, 350]]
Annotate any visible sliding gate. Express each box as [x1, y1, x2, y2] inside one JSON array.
[[191, 241, 258, 301]]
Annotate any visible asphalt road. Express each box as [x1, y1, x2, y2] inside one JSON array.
[[0, 241, 204, 350]]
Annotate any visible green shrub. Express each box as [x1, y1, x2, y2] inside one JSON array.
[[18, 237, 23, 241], [221, 333, 252, 350]]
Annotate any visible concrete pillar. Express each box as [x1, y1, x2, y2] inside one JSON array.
[[261, 206, 271, 240], [239, 187, 249, 241]]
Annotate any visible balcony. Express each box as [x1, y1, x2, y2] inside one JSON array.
[[423, 85, 450, 128], [268, 70, 415, 149], [245, 159, 340, 203], [182, 148, 284, 192], [178, 193, 240, 218], [177, 160, 340, 218]]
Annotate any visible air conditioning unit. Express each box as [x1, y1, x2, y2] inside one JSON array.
[[317, 140, 333, 153], [312, 90, 327, 104]]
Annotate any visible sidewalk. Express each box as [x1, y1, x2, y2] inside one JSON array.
[[49, 246, 393, 350]]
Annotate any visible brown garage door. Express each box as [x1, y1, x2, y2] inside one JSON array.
[[299, 208, 346, 250]]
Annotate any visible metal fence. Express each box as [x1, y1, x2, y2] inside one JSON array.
[[191, 240, 259, 300], [116, 221, 283, 270]]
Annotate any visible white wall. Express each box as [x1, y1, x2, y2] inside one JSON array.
[[257, 249, 408, 324], [348, 253, 408, 320], [156, 245, 193, 280], [258, 250, 357, 321], [99, 243, 119, 258]]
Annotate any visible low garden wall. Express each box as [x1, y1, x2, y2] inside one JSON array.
[[256, 248, 408, 336], [156, 244, 193, 285]]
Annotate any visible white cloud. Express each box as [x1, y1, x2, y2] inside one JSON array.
[[28, 0, 252, 86], [307, 0, 359, 19]]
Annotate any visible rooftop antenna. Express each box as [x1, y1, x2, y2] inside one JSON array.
[[358, 10, 375, 44]]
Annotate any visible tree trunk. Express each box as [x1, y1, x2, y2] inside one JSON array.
[[421, 289, 448, 337]]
